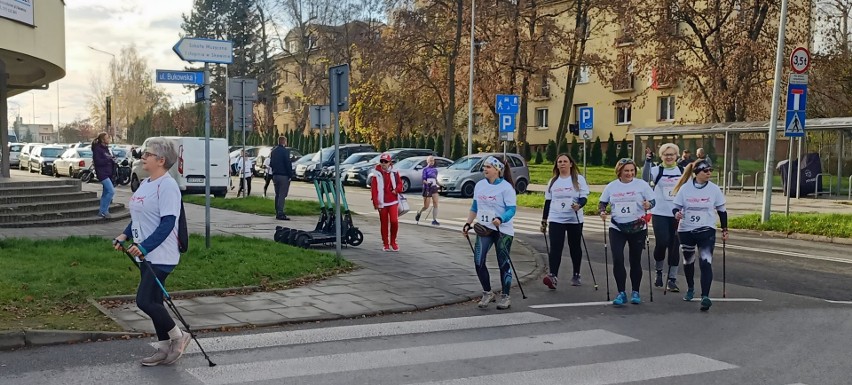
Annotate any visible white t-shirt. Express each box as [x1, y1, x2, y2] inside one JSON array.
[[263, 157, 272, 175], [545, 175, 590, 224], [649, 165, 684, 217], [600, 178, 655, 230], [236, 156, 253, 178], [473, 179, 517, 236], [129, 174, 182, 265], [673, 181, 726, 232]]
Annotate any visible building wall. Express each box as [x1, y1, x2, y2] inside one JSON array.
[[0, 0, 66, 95]]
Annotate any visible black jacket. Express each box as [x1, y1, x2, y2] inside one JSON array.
[[270, 145, 292, 177]]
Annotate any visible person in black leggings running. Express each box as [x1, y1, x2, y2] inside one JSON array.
[[541, 154, 590, 289], [641, 144, 685, 292]]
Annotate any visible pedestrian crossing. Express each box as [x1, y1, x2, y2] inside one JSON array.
[[0, 311, 807, 385], [400, 215, 610, 236]]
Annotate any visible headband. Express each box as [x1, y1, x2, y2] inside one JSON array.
[[484, 156, 505, 172], [693, 160, 711, 173]]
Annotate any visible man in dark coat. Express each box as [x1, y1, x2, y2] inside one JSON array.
[[270, 136, 293, 220]]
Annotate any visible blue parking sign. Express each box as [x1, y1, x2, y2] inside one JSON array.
[[499, 113, 516, 133]]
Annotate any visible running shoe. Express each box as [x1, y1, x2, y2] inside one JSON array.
[[666, 279, 680, 292], [496, 294, 511, 310], [683, 288, 695, 302], [543, 274, 558, 290], [630, 291, 642, 304], [431, 220, 440, 226], [612, 291, 627, 306], [655, 270, 663, 287], [140, 347, 168, 367], [415, 210, 422, 223], [700, 296, 712, 311], [478, 291, 496, 308], [390, 243, 399, 252], [162, 332, 192, 365], [571, 274, 582, 286]]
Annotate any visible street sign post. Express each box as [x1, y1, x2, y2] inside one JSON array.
[[173, 37, 234, 248], [784, 46, 810, 215], [578, 106, 594, 176], [495, 94, 519, 115], [329, 64, 350, 264], [173, 38, 234, 64], [156, 70, 204, 85], [310, 105, 330, 148]]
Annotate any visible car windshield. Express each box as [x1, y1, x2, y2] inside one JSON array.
[[78, 150, 93, 158], [10, 145, 22, 152], [312, 148, 335, 162], [40, 148, 64, 158], [447, 156, 481, 170], [112, 149, 127, 158], [342, 154, 365, 165], [298, 154, 314, 163], [395, 158, 420, 169]]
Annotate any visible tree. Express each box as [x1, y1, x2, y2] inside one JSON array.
[[427, 135, 436, 152], [522, 141, 532, 161], [617, 138, 629, 160], [604, 132, 617, 166], [435, 134, 445, 155], [58, 119, 97, 143], [545, 139, 557, 163], [570, 136, 580, 161], [534, 149, 544, 164], [380, 137, 388, 152], [557, 137, 569, 156], [451, 133, 465, 160], [590, 136, 603, 166]]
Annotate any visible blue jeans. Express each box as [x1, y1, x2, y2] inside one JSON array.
[[100, 178, 115, 215], [473, 232, 514, 295]]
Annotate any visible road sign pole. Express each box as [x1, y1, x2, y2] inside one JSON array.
[[583, 138, 588, 177], [785, 137, 793, 215], [467, 0, 475, 156], [241, 80, 247, 198], [796, 136, 803, 199], [204, 64, 211, 249], [225, 66, 229, 146], [761, 0, 790, 223]]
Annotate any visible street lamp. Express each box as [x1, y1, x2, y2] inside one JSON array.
[[467, 0, 475, 156], [88, 46, 117, 139]]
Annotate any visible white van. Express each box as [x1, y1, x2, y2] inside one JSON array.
[[130, 136, 229, 197]]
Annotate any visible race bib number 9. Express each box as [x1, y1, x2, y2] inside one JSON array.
[[553, 198, 574, 212]]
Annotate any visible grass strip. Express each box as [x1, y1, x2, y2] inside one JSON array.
[[183, 195, 321, 216], [729, 213, 852, 239]]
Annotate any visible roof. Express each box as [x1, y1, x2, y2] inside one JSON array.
[[632, 117, 852, 136]]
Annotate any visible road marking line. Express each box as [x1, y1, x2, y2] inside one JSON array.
[[186, 330, 638, 384], [825, 300, 852, 304], [529, 301, 612, 308], [405, 353, 738, 385], [175, 312, 558, 353]]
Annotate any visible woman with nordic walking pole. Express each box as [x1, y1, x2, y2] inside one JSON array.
[[415, 155, 441, 225], [112, 137, 192, 366], [671, 159, 728, 311], [462, 156, 518, 310], [641, 144, 685, 292], [540, 153, 590, 289], [599, 158, 655, 306]]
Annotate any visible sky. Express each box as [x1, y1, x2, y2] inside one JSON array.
[[8, 0, 196, 129]]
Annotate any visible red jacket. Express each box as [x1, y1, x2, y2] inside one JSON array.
[[370, 165, 403, 209]]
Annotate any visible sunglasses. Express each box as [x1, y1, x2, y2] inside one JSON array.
[[697, 168, 712, 173], [618, 158, 635, 165], [380, 160, 389, 164]]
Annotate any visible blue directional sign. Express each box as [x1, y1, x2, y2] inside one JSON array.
[[786, 84, 807, 112], [156, 70, 204, 85], [785, 110, 805, 138], [495, 94, 519, 115], [499, 113, 516, 133], [578, 106, 594, 130]]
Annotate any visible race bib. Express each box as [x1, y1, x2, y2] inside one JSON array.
[[553, 198, 574, 212], [612, 201, 637, 216], [685, 207, 714, 228], [662, 186, 676, 201], [478, 207, 497, 223]]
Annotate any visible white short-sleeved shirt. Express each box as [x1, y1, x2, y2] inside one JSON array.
[[129, 174, 182, 265], [600, 178, 655, 230], [674, 181, 726, 232], [263, 157, 272, 175], [473, 179, 517, 236], [545, 175, 590, 224], [649, 165, 684, 217], [236, 156, 253, 178]]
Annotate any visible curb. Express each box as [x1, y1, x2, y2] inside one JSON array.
[[732, 228, 852, 245], [0, 329, 144, 351]]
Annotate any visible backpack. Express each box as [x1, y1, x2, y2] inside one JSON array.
[[653, 164, 684, 188], [177, 202, 189, 253]]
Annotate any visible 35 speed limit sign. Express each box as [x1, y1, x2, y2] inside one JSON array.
[[790, 47, 810, 74]]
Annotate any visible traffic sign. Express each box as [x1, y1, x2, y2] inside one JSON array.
[[785, 110, 805, 137], [581, 131, 591, 140], [786, 84, 807, 112], [495, 94, 519, 115], [790, 47, 810, 74], [499, 113, 516, 133], [156, 70, 204, 85], [578, 107, 594, 130], [194, 86, 206, 103], [173, 37, 234, 64]]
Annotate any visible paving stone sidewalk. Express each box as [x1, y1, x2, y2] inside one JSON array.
[[2, 191, 541, 333]]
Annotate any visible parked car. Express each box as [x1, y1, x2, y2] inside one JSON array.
[[28, 145, 66, 175], [53, 148, 94, 178], [229, 146, 259, 176], [291, 153, 316, 179], [438, 152, 530, 197], [109, 145, 133, 164], [17, 143, 44, 171], [253, 146, 303, 177], [366, 155, 453, 192], [329, 151, 380, 182], [295, 143, 376, 181], [346, 148, 438, 187], [6, 143, 23, 167]]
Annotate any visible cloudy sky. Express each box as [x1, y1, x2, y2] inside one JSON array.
[[8, 0, 196, 129]]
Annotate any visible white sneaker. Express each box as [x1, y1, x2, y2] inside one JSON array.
[[477, 291, 496, 308], [496, 294, 511, 310], [162, 332, 192, 365]]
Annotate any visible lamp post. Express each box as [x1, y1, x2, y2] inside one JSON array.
[[467, 0, 475, 156], [88, 46, 117, 139]]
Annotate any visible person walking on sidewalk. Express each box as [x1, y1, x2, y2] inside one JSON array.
[[370, 153, 404, 252], [270, 136, 293, 220], [642, 144, 685, 292], [462, 156, 517, 310], [540, 153, 590, 289], [235, 149, 253, 197], [415, 155, 441, 226], [671, 160, 728, 311], [262, 155, 273, 198], [112, 137, 191, 366], [599, 158, 655, 306], [92, 132, 116, 219]]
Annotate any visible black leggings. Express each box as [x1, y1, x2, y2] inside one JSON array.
[[679, 229, 716, 297], [238, 176, 253, 196], [136, 263, 176, 341], [652, 215, 680, 269], [547, 222, 583, 277], [609, 228, 647, 293], [264, 174, 273, 193]]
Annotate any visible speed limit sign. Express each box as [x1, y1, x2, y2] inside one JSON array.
[[790, 47, 810, 74]]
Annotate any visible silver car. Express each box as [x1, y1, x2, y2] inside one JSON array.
[[437, 153, 530, 197], [6, 143, 22, 167], [368, 156, 454, 192]]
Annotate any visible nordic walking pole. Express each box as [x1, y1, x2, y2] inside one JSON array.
[[497, 225, 527, 299], [723, 237, 727, 298], [117, 243, 217, 367], [646, 236, 654, 302], [602, 214, 611, 301], [575, 210, 598, 290]]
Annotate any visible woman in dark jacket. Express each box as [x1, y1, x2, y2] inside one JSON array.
[[92, 132, 115, 218]]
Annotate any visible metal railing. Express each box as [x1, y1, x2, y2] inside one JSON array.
[[815, 173, 834, 197], [753, 171, 764, 198], [726, 170, 744, 193]]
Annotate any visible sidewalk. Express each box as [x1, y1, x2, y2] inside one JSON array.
[[1, 183, 541, 333]]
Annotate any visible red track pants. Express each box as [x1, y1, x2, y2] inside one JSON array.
[[378, 204, 399, 247]]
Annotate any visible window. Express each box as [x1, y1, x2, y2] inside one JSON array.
[[283, 97, 292, 112], [659, 96, 675, 121], [573, 103, 588, 124], [283, 123, 289, 132], [436, 159, 453, 167], [536, 71, 550, 98], [272, 98, 278, 113], [577, 66, 590, 84], [535, 108, 549, 129], [615, 100, 632, 125], [509, 156, 524, 167]]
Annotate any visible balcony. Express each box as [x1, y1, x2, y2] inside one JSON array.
[[615, 33, 634, 47]]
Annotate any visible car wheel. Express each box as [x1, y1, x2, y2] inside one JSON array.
[[515, 179, 528, 194], [462, 181, 475, 198], [69, 168, 75, 178], [130, 175, 140, 192], [29, 163, 36, 173], [53, 167, 60, 178], [401, 177, 411, 193]]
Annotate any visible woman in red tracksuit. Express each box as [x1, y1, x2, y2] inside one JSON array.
[[370, 153, 404, 252]]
